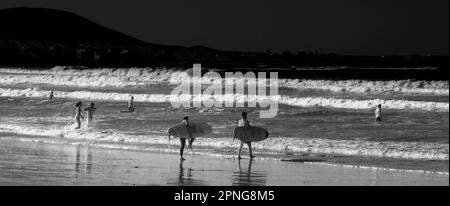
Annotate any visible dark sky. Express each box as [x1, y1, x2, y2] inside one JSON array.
[[1, 0, 448, 55]]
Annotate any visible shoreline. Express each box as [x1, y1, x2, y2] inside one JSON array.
[[0, 138, 447, 186], [1, 132, 448, 175]]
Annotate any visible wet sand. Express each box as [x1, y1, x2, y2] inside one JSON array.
[[0, 138, 447, 186]]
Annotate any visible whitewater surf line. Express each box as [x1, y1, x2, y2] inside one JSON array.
[[1, 67, 448, 95], [0, 123, 448, 161], [0, 88, 448, 112]]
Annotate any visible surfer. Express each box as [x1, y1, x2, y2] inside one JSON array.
[[375, 104, 382, 122], [84, 103, 96, 128], [74, 101, 85, 129], [179, 116, 194, 160], [128, 96, 135, 112], [237, 112, 255, 159]]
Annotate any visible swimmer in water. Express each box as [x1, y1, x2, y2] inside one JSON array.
[[128, 96, 135, 112], [49, 91, 54, 102], [375, 104, 382, 122]]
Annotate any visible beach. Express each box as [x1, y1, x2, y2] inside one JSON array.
[[0, 138, 447, 186], [0, 67, 448, 186]]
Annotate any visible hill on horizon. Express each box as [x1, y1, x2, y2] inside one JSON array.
[[0, 7, 211, 50], [0, 7, 226, 66], [0, 7, 447, 73]]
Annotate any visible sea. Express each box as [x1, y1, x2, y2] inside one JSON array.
[[0, 66, 448, 175]]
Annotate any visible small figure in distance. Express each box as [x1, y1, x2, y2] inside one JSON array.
[[128, 96, 135, 112], [375, 104, 382, 122], [49, 91, 54, 102]]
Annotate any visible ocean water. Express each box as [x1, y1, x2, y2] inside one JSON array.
[[0, 67, 448, 174]]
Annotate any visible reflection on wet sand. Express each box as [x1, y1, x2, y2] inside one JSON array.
[[232, 159, 267, 186], [74, 145, 92, 178], [85, 146, 92, 175], [167, 160, 207, 186], [370, 169, 381, 186], [0, 138, 446, 186], [75, 145, 81, 175]]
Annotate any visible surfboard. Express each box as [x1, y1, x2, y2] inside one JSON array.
[[168, 122, 212, 139], [234, 126, 269, 142]]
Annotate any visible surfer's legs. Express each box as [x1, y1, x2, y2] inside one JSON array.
[[188, 138, 195, 150], [238, 141, 254, 159], [180, 138, 186, 159], [237, 141, 244, 159], [75, 118, 81, 129], [247, 142, 255, 158]]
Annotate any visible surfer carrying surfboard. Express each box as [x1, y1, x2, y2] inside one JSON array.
[[74, 101, 85, 129], [179, 116, 195, 160], [168, 118, 212, 160], [84, 103, 96, 128], [237, 112, 255, 159]]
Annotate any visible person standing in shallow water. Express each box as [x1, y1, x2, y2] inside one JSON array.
[[375, 104, 382, 122], [237, 112, 255, 159], [128, 96, 135, 112], [74, 101, 84, 129], [84, 103, 96, 128], [49, 91, 54, 102], [179, 116, 194, 160]]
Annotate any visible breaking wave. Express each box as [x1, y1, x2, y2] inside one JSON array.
[[0, 67, 187, 87], [0, 87, 448, 111], [0, 67, 448, 95]]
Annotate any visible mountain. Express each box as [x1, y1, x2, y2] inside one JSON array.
[[0, 7, 164, 47], [0, 7, 216, 66]]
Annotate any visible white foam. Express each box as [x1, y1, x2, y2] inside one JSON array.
[[303, 162, 449, 176], [277, 79, 449, 95], [0, 123, 448, 161], [0, 67, 188, 88], [1, 87, 448, 111], [1, 67, 448, 95]]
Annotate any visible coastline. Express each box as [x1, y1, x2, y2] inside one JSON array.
[[0, 138, 447, 186]]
